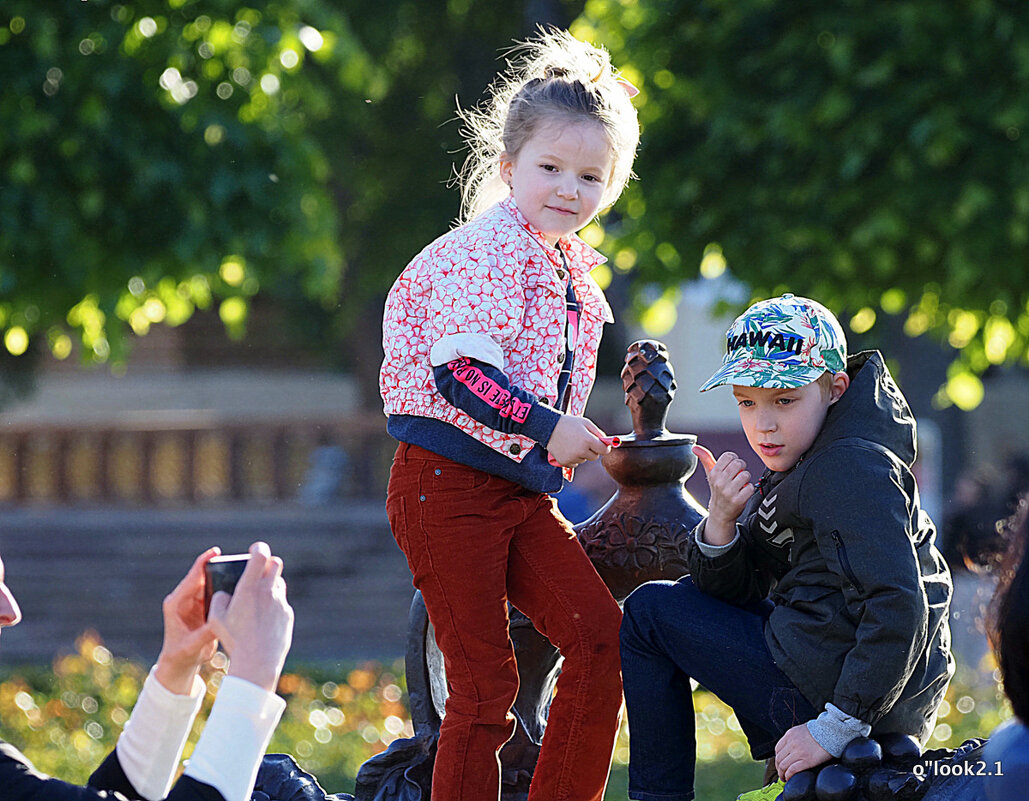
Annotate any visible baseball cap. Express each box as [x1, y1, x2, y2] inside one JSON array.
[[699, 294, 847, 392]]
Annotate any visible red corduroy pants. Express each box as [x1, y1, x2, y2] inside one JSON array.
[[385, 443, 623, 801]]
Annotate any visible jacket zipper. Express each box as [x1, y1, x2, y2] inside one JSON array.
[[831, 529, 865, 594]]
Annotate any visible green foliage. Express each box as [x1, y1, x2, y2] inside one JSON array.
[[0, 633, 148, 780], [574, 0, 1029, 408], [0, 0, 343, 363], [266, 660, 413, 791], [0, 631, 411, 793], [3, 0, 1026, 410], [0, 630, 1012, 798], [0, 1, 585, 384], [282, 0, 587, 390]]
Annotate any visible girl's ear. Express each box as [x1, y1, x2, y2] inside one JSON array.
[[498, 152, 513, 187]]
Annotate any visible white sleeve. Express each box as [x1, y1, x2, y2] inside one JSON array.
[[115, 668, 206, 801], [183, 676, 287, 801], [429, 332, 506, 369]]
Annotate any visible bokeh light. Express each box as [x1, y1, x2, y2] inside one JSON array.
[[260, 74, 281, 95], [948, 309, 980, 349], [984, 315, 1016, 363], [880, 288, 907, 314], [849, 306, 877, 334], [640, 292, 678, 336], [945, 371, 985, 411], [614, 248, 637, 272], [51, 334, 73, 360], [591, 262, 612, 290], [299, 26, 324, 52], [219, 297, 247, 327], [699, 243, 726, 279], [204, 124, 226, 145], [4, 326, 29, 356], [219, 257, 246, 286], [579, 222, 605, 248]]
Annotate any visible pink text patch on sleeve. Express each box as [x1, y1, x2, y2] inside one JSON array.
[[449, 358, 532, 423]]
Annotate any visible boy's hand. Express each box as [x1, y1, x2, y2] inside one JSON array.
[[693, 445, 755, 545], [546, 415, 611, 468], [775, 724, 832, 781]]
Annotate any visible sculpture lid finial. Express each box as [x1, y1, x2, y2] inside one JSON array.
[[621, 340, 678, 441]]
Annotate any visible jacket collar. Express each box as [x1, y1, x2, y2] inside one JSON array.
[[499, 195, 608, 273], [813, 350, 917, 467]]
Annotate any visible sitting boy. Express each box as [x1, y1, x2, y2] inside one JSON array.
[[619, 293, 954, 800]]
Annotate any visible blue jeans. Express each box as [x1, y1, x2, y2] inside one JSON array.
[[620, 577, 817, 801]]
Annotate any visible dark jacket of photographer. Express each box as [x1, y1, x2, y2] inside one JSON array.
[[0, 741, 224, 801]]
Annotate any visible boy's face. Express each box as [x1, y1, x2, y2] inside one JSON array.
[[732, 378, 841, 472]]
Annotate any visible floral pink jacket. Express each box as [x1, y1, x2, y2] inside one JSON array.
[[380, 196, 614, 462]]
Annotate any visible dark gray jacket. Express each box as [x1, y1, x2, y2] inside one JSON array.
[[686, 351, 954, 743]]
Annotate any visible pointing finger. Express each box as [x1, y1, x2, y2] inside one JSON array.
[[692, 444, 717, 474]]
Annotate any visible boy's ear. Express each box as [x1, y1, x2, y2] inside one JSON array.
[[829, 371, 850, 404]]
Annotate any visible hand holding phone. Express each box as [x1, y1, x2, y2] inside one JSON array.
[[205, 542, 294, 693], [204, 554, 251, 618], [154, 546, 223, 694]]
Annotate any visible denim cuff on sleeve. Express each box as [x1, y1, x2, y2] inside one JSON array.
[[806, 702, 872, 758], [520, 402, 562, 447]]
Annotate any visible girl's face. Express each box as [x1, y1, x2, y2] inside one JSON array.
[[0, 553, 22, 645], [499, 119, 613, 245]]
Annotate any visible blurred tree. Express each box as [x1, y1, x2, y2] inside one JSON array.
[[573, 0, 1029, 409], [298, 0, 584, 402], [0, 0, 343, 366], [0, 0, 583, 406]]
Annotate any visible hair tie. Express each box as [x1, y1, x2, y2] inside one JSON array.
[[617, 78, 640, 98]]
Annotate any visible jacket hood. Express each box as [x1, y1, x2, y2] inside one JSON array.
[[811, 350, 917, 467]]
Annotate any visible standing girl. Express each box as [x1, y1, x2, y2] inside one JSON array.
[[379, 28, 640, 801]]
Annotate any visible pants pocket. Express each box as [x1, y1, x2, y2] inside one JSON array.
[[386, 489, 418, 575]]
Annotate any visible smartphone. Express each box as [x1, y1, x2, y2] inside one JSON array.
[[204, 554, 251, 618]]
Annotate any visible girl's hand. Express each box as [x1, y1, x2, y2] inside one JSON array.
[[207, 542, 294, 693], [154, 547, 221, 695], [693, 445, 755, 545], [546, 415, 611, 468], [775, 724, 832, 780]]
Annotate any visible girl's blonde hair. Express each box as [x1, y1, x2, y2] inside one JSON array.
[[456, 28, 640, 224]]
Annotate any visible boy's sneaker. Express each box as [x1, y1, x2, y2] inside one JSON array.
[[735, 779, 785, 801]]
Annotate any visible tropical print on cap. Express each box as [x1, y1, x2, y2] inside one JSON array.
[[699, 293, 847, 391]]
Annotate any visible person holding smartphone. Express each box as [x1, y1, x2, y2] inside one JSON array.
[[0, 541, 294, 801]]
